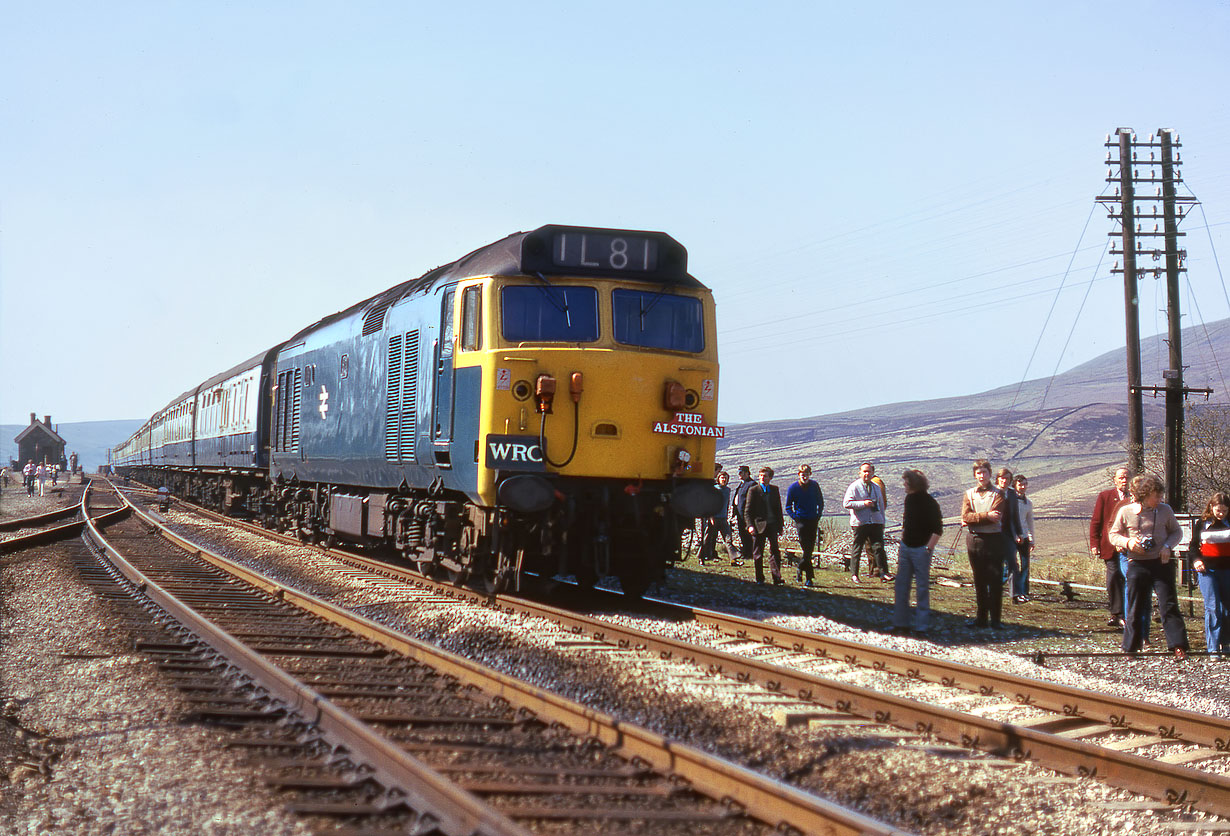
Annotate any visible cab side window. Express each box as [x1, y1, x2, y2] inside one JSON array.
[[460, 285, 482, 351]]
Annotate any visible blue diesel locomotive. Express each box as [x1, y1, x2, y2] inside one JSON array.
[[113, 225, 724, 595]]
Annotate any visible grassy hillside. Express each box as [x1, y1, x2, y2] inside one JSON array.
[[711, 320, 1224, 523]]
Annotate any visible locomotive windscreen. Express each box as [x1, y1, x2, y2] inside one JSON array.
[[501, 285, 600, 342], [612, 289, 705, 352]]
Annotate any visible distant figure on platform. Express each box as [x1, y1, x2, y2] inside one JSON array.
[[743, 467, 784, 585], [699, 471, 737, 565], [731, 466, 755, 567], [35, 463, 48, 497], [23, 461, 35, 496], [1109, 474, 1187, 659], [960, 459, 1005, 630], [890, 469, 943, 636], [1090, 466, 1132, 629], [785, 464, 824, 587], [1011, 475, 1035, 603], [1, 467, 9, 488], [1191, 492, 1230, 658], [843, 463, 888, 583]]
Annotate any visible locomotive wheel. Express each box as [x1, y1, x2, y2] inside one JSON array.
[[615, 530, 653, 599], [574, 560, 599, 591], [485, 542, 519, 595], [487, 571, 510, 595]]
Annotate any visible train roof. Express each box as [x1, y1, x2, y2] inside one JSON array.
[[283, 224, 703, 345], [159, 348, 278, 414]]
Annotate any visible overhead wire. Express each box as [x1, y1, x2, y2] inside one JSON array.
[[1038, 237, 1112, 411], [1009, 197, 1103, 410], [722, 272, 1119, 353], [1190, 200, 1230, 399], [720, 243, 1106, 339]]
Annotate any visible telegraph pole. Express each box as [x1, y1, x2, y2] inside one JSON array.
[[1100, 128, 1145, 473], [1097, 128, 1207, 508], [1160, 130, 1184, 508]]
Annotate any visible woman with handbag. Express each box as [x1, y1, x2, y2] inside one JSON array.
[[1191, 492, 1230, 658]]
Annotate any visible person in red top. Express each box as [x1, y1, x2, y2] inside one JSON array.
[[1192, 492, 1230, 658], [1089, 466, 1131, 628]]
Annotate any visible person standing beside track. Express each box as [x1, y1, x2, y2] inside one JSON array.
[[1191, 492, 1230, 659], [843, 463, 888, 584], [743, 467, 784, 585], [867, 472, 890, 578], [1109, 474, 1187, 659], [996, 467, 1023, 595], [1011, 475, 1035, 603], [960, 459, 1006, 630], [23, 460, 35, 496], [1090, 466, 1132, 629], [731, 466, 754, 568], [785, 465, 824, 587], [890, 469, 943, 636], [699, 471, 737, 565]]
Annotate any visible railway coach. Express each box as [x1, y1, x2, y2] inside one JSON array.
[[114, 224, 724, 596]]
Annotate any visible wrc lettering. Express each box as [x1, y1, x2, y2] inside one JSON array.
[[488, 442, 543, 463]]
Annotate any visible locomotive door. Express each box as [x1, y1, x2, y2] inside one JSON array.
[[431, 287, 456, 466]]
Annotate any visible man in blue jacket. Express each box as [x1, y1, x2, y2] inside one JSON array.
[[786, 465, 824, 586]]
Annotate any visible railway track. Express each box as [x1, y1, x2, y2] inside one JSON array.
[[141, 488, 1230, 822], [80, 481, 905, 835], [0, 485, 125, 554]]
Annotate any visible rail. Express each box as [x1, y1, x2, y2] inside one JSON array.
[[99, 482, 908, 836]]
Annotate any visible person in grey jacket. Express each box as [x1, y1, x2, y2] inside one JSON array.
[[843, 463, 887, 583], [1109, 474, 1188, 658]]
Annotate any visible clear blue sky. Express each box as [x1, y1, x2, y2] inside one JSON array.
[[3, 1, 1229, 428]]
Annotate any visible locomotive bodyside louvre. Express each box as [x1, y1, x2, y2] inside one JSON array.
[[269, 285, 453, 493]]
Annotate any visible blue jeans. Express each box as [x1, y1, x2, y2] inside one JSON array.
[[1008, 539, 1031, 597], [893, 544, 932, 632], [1120, 552, 1150, 640], [1196, 566, 1230, 655]]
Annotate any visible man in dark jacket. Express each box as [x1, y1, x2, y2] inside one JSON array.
[[996, 467, 1023, 594], [731, 466, 755, 567], [1090, 466, 1131, 627], [743, 466, 784, 585]]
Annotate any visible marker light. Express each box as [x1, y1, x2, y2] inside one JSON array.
[[663, 381, 686, 411], [535, 374, 556, 414]]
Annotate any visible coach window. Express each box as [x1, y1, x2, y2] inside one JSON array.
[[461, 285, 482, 351]]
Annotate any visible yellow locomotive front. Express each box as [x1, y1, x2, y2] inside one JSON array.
[[453, 226, 723, 594]]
